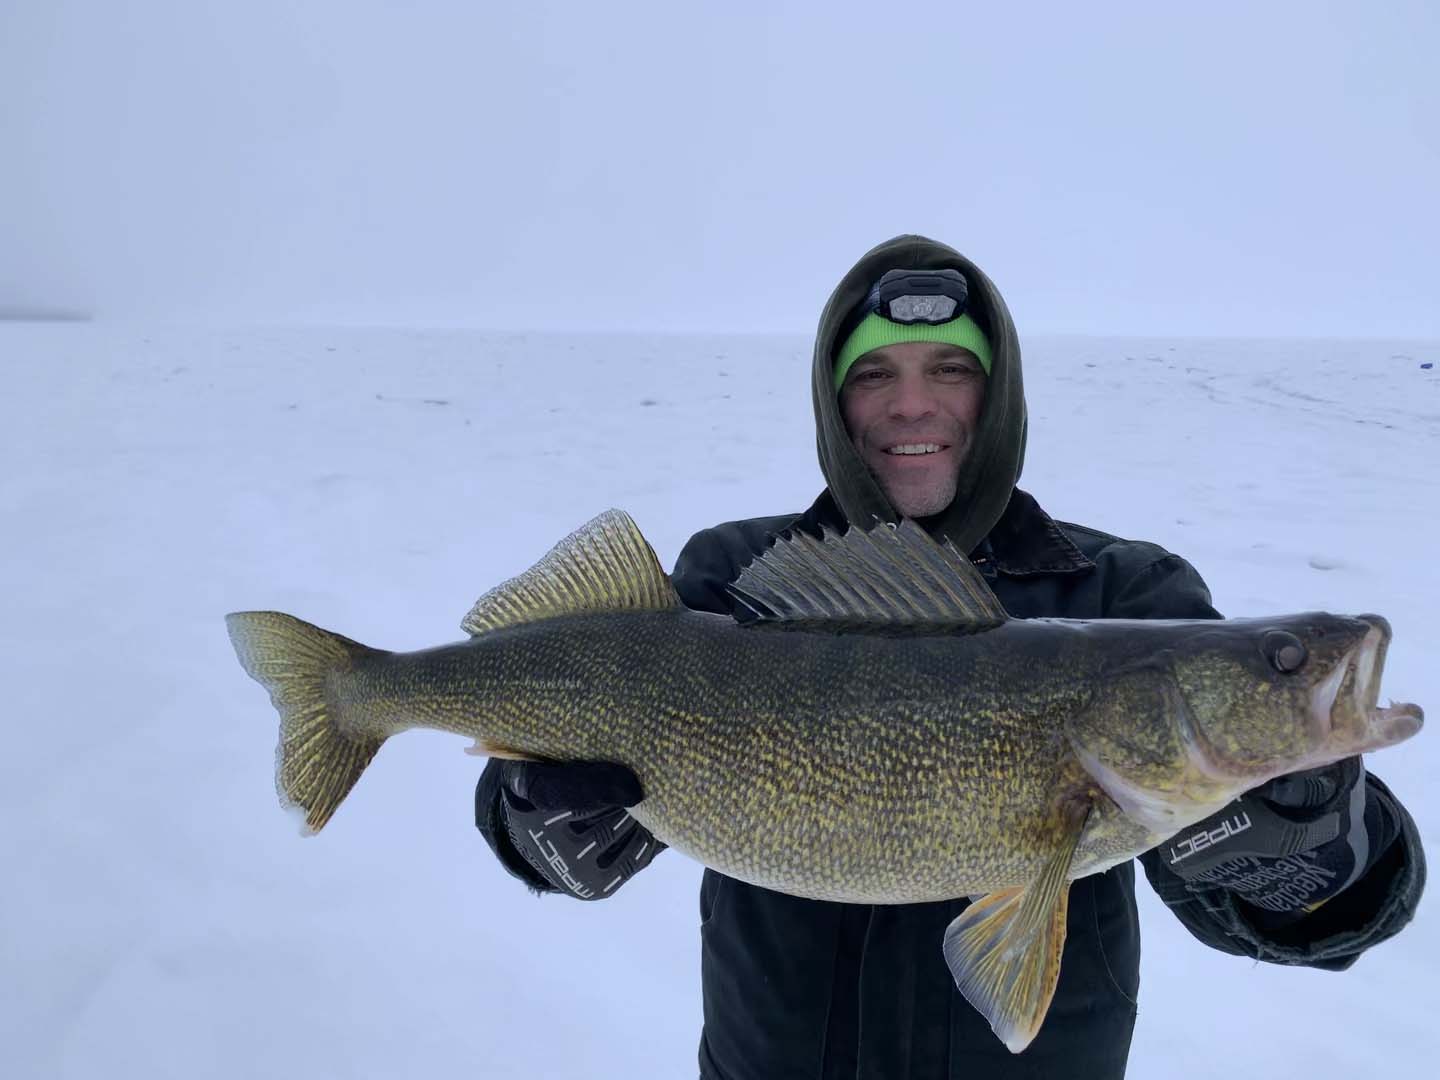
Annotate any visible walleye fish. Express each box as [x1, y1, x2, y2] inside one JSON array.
[[226, 510, 1423, 1052]]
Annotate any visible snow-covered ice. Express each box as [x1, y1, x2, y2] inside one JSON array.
[[2, 324, 1436, 1078]]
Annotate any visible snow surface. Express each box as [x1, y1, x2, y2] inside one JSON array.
[[2, 324, 1437, 1078]]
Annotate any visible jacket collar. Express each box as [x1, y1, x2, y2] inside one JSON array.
[[979, 488, 1093, 576], [805, 487, 1092, 577]]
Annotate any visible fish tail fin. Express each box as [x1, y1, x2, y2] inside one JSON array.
[[226, 611, 387, 834]]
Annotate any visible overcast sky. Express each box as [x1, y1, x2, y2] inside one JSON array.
[[3, 1, 1437, 336]]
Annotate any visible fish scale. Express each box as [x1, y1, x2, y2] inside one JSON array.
[[341, 611, 1087, 899]]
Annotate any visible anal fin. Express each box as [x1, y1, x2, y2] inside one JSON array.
[[465, 738, 539, 761], [942, 801, 1090, 1054]]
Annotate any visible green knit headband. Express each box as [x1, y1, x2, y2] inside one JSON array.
[[833, 312, 993, 392]]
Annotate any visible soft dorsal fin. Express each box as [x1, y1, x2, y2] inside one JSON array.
[[728, 518, 1008, 632], [462, 509, 680, 635]]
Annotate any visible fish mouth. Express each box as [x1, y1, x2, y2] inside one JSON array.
[[1311, 615, 1424, 753]]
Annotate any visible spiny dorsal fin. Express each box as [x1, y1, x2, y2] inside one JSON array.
[[462, 509, 679, 635], [729, 518, 1008, 632]]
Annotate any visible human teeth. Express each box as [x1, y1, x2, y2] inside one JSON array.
[[887, 444, 942, 455]]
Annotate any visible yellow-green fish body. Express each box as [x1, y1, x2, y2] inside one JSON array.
[[334, 609, 1137, 899]]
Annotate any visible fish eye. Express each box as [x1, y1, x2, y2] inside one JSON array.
[[1262, 630, 1308, 674]]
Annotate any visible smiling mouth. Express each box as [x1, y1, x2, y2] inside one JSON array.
[[884, 443, 949, 456]]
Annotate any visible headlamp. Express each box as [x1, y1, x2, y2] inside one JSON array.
[[875, 268, 969, 325]]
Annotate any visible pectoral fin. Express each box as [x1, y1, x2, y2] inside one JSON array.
[[942, 803, 1090, 1054]]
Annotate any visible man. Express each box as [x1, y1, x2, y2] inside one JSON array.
[[477, 235, 1425, 1078]]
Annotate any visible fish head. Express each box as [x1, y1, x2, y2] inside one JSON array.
[[1067, 613, 1423, 834], [1172, 612, 1422, 779]]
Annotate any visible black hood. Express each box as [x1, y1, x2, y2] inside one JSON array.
[[811, 234, 1027, 555]]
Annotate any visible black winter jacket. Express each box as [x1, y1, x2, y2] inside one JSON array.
[[667, 487, 1424, 1080]]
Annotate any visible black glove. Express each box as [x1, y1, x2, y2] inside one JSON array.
[[475, 759, 665, 900], [1159, 757, 1390, 925]]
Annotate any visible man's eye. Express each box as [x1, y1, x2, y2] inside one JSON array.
[[937, 364, 978, 377]]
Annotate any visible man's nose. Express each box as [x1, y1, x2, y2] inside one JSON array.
[[887, 374, 938, 420]]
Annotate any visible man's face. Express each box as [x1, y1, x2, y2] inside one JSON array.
[[839, 340, 988, 518]]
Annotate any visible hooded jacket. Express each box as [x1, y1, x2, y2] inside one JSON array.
[[478, 234, 1424, 1079], [672, 488, 1422, 1080]]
